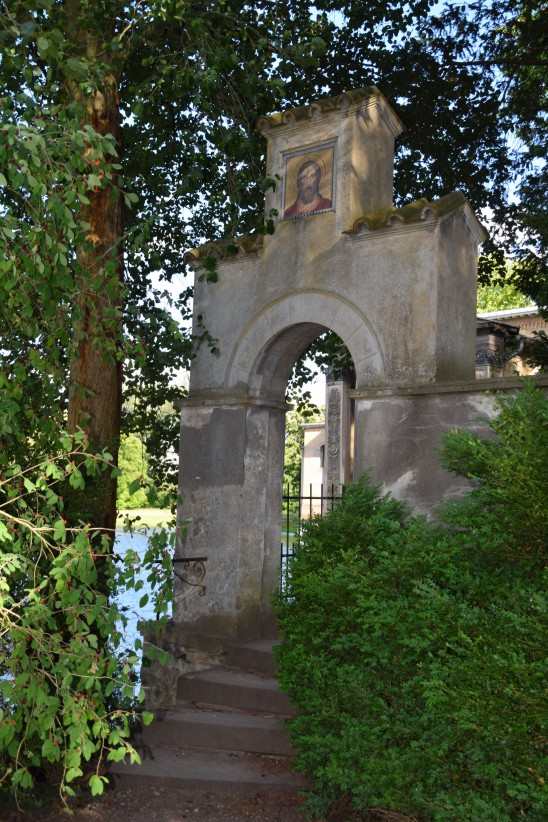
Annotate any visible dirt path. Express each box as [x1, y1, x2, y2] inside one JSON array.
[[1, 784, 313, 822]]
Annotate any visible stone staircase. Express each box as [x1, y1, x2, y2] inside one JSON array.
[[112, 639, 306, 793]]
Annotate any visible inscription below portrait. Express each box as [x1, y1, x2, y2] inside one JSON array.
[[283, 144, 335, 219]]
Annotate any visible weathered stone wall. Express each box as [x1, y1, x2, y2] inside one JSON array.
[[324, 374, 352, 492], [189, 207, 482, 399], [175, 88, 488, 653], [177, 400, 283, 640], [353, 375, 548, 515]]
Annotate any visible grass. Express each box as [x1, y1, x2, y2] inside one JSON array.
[[116, 507, 174, 530], [117, 506, 305, 536]]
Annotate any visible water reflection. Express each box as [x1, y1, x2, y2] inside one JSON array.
[[114, 528, 173, 663]]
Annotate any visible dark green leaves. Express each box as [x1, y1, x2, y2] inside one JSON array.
[[276, 388, 548, 820], [0, 435, 172, 799]]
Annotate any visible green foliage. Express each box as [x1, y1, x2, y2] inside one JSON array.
[[289, 333, 355, 405], [477, 282, 531, 313], [1, 0, 546, 804], [0, 98, 119, 465], [116, 433, 175, 510], [476, 260, 531, 315], [3, 0, 547, 476], [440, 382, 548, 556], [117, 434, 151, 509], [475, 265, 547, 371], [525, 330, 548, 372], [474, 1, 547, 292], [0, 433, 173, 802], [276, 386, 548, 821]]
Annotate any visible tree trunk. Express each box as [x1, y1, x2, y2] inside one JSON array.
[[65, 18, 123, 536]]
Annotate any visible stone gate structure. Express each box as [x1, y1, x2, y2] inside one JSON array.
[[174, 86, 498, 651]]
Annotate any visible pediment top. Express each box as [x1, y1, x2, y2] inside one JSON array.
[[256, 86, 404, 139]]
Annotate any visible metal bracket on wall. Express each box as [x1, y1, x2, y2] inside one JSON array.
[[172, 556, 208, 597]]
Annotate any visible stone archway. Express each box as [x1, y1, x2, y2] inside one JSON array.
[[176, 87, 486, 650], [226, 290, 384, 398]]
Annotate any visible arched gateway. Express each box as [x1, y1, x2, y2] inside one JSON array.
[[176, 87, 486, 647]]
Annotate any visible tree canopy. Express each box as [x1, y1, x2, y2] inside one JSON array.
[[1, 0, 546, 506], [477, 282, 531, 313], [0, 0, 545, 799]]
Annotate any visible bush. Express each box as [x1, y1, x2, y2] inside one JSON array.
[[0, 433, 173, 802], [440, 382, 548, 556], [276, 385, 548, 822]]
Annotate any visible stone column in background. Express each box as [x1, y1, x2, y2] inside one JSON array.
[[323, 367, 353, 501]]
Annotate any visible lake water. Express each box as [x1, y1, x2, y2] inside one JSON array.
[[114, 528, 172, 660], [115, 527, 291, 675]]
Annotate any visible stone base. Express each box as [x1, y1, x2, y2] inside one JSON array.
[[140, 620, 228, 712]]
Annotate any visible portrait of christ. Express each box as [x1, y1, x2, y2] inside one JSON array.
[[283, 144, 335, 219]]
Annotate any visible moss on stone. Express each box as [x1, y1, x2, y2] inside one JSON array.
[[256, 86, 382, 132], [185, 233, 264, 265], [346, 191, 469, 234], [186, 192, 483, 264]]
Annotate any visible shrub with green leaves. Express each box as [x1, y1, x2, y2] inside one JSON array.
[[440, 382, 548, 557], [276, 385, 547, 822], [0, 432, 173, 802]]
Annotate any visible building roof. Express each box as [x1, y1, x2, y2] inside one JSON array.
[[476, 317, 520, 337], [477, 305, 538, 321]]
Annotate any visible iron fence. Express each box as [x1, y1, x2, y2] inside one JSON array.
[[280, 483, 344, 593]]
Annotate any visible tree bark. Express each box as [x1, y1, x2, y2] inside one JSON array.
[[65, 6, 123, 536]]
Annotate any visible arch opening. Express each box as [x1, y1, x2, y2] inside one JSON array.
[[224, 290, 385, 398], [245, 321, 359, 589], [250, 323, 356, 405], [177, 292, 384, 641]]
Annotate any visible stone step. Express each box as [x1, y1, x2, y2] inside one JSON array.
[[225, 638, 280, 676], [144, 704, 293, 756], [111, 746, 307, 793], [177, 668, 294, 716]]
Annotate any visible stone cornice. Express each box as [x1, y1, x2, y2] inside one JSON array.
[[462, 200, 488, 245], [184, 234, 264, 267], [351, 374, 548, 400], [256, 87, 404, 138], [185, 191, 488, 265], [181, 392, 290, 412], [345, 192, 488, 243], [347, 218, 439, 243]]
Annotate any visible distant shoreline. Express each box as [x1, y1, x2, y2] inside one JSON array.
[[116, 507, 174, 531]]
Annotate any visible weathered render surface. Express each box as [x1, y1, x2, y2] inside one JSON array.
[[176, 87, 488, 650], [353, 375, 548, 515]]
